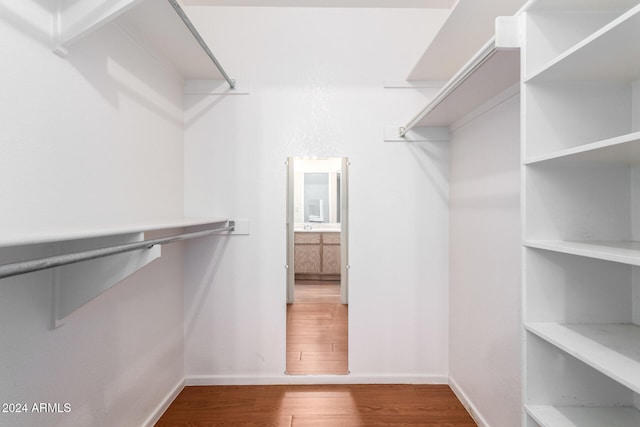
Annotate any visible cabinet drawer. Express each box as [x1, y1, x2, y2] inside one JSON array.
[[295, 232, 321, 244], [322, 232, 341, 244]]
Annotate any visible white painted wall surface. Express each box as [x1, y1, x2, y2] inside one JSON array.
[[449, 93, 521, 426], [0, 1, 186, 425], [183, 7, 451, 383]]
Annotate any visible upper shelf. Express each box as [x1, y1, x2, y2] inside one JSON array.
[[397, 31, 520, 137], [0, 217, 229, 248], [403, 40, 520, 130], [55, 0, 231, 81], [407, 0, 527, 81], [525, 3, 640, 83]]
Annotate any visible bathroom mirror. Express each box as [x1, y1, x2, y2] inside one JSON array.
[[293, 158, 342, 229]]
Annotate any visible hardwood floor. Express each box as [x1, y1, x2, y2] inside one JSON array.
[[287, 281, 348, 375], [155, 281, 477, 426], [156, 384, 478, 426]]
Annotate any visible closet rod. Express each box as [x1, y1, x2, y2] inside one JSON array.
[[399, 38, 497, 138], [0, 222, 234, 280], [167, 0, 236, 89]]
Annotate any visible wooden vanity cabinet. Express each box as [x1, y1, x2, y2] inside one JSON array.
[[294, 232, 340, 280]]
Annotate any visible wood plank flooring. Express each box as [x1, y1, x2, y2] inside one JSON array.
[[156, 280, 477, 426], [287, 281, 348, 375], [156, 384, 478, 426]]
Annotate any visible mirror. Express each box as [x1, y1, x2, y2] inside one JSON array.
[[293, 158, 342, 229], [286, 157, 349, 375]]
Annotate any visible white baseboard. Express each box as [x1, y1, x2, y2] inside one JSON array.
[[449, 376, 490, 427], [143, 378, 185, 427], [186, 374, 448, 386]]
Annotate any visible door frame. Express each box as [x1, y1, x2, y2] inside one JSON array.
[[286, 157, 349, 304]]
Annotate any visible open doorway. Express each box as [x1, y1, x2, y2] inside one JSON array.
[[286, 157, 349, 375]]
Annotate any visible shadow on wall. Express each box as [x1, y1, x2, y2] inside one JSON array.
[[406, 141, 449, 203], [0, 1, 54, 48], [65, 27, 184, 127], [183, 235, 231, 343]]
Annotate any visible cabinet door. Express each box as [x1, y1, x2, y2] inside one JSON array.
[[294, 244, 321, 273], [322, 244, 341, 274]]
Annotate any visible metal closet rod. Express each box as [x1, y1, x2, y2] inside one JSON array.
[[167, 0, 236, 89], [0, 222, 234, 280]]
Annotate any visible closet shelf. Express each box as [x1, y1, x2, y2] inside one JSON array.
[[526, 405, 640, 427], [525, 240, 640, 266], [525, 3, 640, 82], [56, 0, 232, 81], [0, 217, 229, 248], [525, 322, 640, 395], [524, 131, 640, 165], [526, 0, 638, 12], [399, 38, 520, 133]]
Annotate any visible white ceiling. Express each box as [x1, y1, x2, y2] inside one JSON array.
[[183, 0, 455, 8]]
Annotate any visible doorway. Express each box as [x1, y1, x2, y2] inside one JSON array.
[[286, 157, 349, 375]]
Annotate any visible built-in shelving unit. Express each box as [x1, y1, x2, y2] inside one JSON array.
[[522, 0, 640, 425]]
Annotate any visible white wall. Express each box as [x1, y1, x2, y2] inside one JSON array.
[[0, 1, 186, 425], [183, 6, 451, 383], [449, 92, 521, 426]]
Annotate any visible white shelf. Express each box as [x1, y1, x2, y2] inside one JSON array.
[[526, 3, 640, 82], [526, 405, 640, 427], [56, 0, 228, 80], [411, 47, 520, 127], [525, 0, 638, 12], [408, 0, 526, 81], [524, 240, 640, 266], [526, 322, 640, 395], [116, 0, 226, 80], [524, 131, 640, 164], [0, 217, 229, 248]]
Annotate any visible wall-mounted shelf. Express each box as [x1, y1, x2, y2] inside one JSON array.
[[403, 40, 520, 131], [0, 217, 242, 325], [407, 0, 527, 81], [55, 0, 234, 81], [395, 16, 520, 139], [0, 217, 229, 248]]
